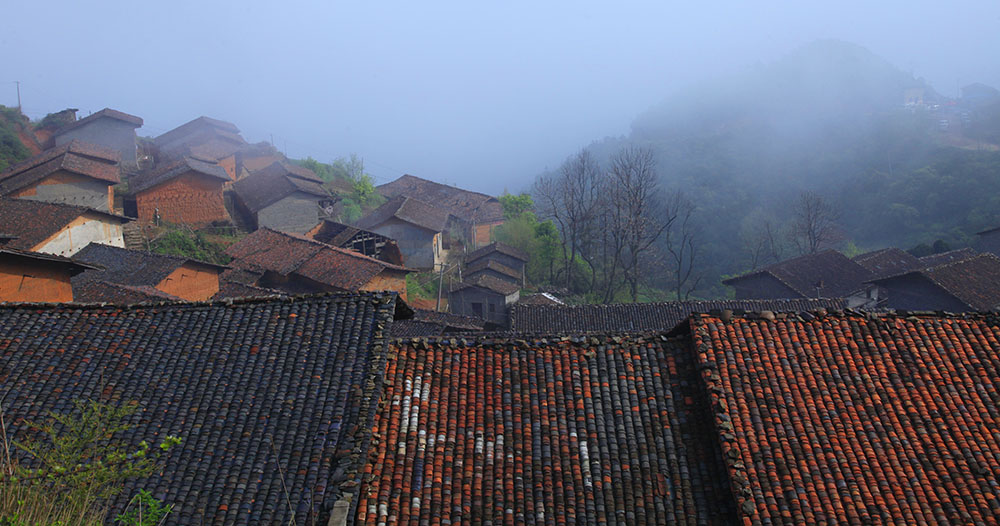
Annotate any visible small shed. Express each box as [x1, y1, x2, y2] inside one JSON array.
[[449, 274, 520, 326], [0, 247, 97, 302], [52, 108, 143, 170], [232, 161, 331, 234], [0, 141, 120, 212], [307, 219, 404, 265], [129, 156, 231, 226], [72, 243, 226, 302]]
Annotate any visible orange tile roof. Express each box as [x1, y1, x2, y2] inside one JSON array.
[[690, 312, 1000, 525]]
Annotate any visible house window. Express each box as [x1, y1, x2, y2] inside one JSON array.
[[472, 302, 483, 316], [488, 303, 496, 314]]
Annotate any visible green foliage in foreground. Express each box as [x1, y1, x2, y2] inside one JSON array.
[[1, 400, 180, 526]]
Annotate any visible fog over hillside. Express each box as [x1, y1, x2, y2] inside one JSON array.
[[2, 1, 998, 193]]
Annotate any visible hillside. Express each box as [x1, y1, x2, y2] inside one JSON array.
[[568, 40, 1000, 297]]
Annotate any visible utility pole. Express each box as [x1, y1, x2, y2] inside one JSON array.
[[435, 263, 445, 311], [15, 81, 21, 112]]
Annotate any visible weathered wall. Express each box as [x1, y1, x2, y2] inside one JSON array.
[[219, 155, 237, 182], [258, 193, 320, 234], [449, 287, 507, 325], [156, 264, 220, 301], [729, 273, 802, 300], [33, 213, 125, 257], [55, 120, 138, 168], [13, 171, 113, 212], [136, 172, 228, 227], [466, 268, 519, 286], [472, 220, 503, 248], [881, 275, 969, 311], [0, 260, 74, 302], [359, 270, 408, 302], [370, 219, 439, 270]]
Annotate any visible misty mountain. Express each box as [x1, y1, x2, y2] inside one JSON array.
[[564, 39, 1000, 297]]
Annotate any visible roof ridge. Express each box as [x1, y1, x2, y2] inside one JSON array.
[[0, 290, 400, 312]]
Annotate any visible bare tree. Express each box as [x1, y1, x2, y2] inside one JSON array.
[[664, 193, 703, 300], [741, 210, 785, 269], [788, 191, 842, 255], [604, 147, 673, 302], [534, 149, 604, 292]]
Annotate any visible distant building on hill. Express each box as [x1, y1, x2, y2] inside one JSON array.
[[377, 174, 505, 249], [153, 116, 246, 182], [0, 198, 130, 256], [128, 156, 231, 227], [0, 141, 120, 212], [51, 108, 143, 171], [357, 195, 451, 270], [232, 161, 331, 234]]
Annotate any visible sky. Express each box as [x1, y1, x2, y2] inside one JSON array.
[[2, 1, 998, 194]]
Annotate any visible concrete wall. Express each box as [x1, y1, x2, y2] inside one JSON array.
[[33, 213, 125, 257], [729, 273, 803, 300], [258, 193, 321, 234], [13, 171, 113, 212], [137, 172, 228, 227], [156, 264, 220, 301], [360, 269, 409, 302], [881, 275, 969, 311], [55, 119, 138, 168], [0, 260, 74, 302], [369, 218, 440, 270], [449, 287, 508, 325]]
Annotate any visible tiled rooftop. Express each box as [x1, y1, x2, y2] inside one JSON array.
[[510, 298, 847, 333], [466, 241, 529, 264], [0, 293, 397, 525], [52, 107, 143, 136], [690, 311, 1000, 525], [130, 156, 230, 194], [357, 195, 450, 233], [852, 247, 921, 278], [232, 165, 328, 213], [723, 250, 873, 297], [72, 244, 225, 294], [0, 140, 120, 195], [377, 174, 505, 224], [357, 334, 736, 525], [0, 198, 129, 251]]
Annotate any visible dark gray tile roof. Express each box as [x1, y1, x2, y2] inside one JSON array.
[[0, 198, 130, 251], [53, 107, 143, 136], [0, 293, 398, 525], [852, 247, 921, 279], [723, 250, 873, 297], [510, 298, 848, 333], [377, 174, 505, 224], [130, 156, 230, 194], [72, 244, 225, 292], [871, 253, 1000, 310], [357, 195, 450, 233], [465, 242, 528, 264]]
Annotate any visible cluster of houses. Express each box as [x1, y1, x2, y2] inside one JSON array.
[[0, 107, 548, 325]]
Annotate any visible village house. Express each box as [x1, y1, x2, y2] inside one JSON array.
[[232, 161, 331, 234], [153, 116, 246, 181], [464, 241, 528, 286], [234, 141, 284, 178], [51, 108, 143, 171], [307, 218, 404, 265], [0, 247, 96, 302], [722, 249, 874, 304], [448, 274, 520, 326], [225, 227, 412, 300], [377, 174, 505, 249], [72, 243, 226, 302], [357, 195, 450, 270], [128, 156, 230, 226], [0, 140, 120, 212], [0, 198, 130, 256], [868, 253, 1000, 311]]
